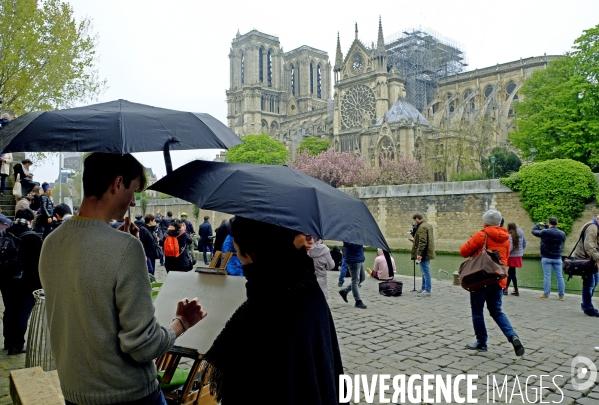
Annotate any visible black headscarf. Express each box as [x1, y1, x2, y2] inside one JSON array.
[[198, 220, 345, 405]]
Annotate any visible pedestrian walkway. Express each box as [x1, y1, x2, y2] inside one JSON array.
[[1, 268, 599, 404]]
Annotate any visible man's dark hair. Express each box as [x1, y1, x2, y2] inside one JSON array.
[[15, 209, 34, 221], [171, 219, 182, 230], [548, 217, 558, 226], [413, 213, 423, 220], [21, 158, 33, 165], [167, 211, 173, 217], [82, 153, 147, 199], [144, 213, 155, 224], [54, 203, 72, 218], [204, 216, 209, 221]]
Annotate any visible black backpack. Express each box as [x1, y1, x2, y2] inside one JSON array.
[[0, 230, 37, 279]]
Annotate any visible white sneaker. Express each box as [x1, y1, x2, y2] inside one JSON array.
[[422, 291, 431, 297], [594, 347, 599, 352]]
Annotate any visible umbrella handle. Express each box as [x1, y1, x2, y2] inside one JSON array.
[[163, 138, 179, 175]]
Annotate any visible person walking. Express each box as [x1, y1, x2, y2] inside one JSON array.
[[198, 216, 213, 265], [532, 217, 566, 300], [505, 222, 526, 296], [338, 242, 367, 309], [411, 213, 436, 296], [39, 153, 207, 405], [308, 239, 335, 299], [572, 216, 599, 316], [460, 209, 525, 356]]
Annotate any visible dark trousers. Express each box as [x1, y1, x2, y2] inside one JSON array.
[[201, 242, 213, 264], [506, 267, 518, 289], [469, 283, 517, 346], [0, 282, 35, 350], [0, 173, 7, 193]]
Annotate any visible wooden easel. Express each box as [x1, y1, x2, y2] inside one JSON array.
[[155, 346, 215, 405], [208, 251, 233, 272]]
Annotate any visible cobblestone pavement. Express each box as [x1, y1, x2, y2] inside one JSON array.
[[2, 265, 599, 404]]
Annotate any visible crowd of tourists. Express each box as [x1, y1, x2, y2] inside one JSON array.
[[3, 150, 599, 404]]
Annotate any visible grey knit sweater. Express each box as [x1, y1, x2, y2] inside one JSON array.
[[39, 218, 176, 405]]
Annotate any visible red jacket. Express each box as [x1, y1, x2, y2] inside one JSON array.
[[460, 226, 510, 288]]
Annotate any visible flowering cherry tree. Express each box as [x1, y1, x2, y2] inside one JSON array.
[[291, 148, 431, 187]]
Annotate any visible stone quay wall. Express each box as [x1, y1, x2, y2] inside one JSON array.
[[134, 178, 599, 255]]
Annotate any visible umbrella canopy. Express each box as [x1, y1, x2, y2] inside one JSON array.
[[147, 160, 390, 251], [0, 99, 242, 172]]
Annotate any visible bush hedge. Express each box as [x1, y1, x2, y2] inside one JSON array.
[[501, 159, 598, 234]]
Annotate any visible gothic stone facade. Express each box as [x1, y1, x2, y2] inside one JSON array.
[[226, 22, 559, 168]]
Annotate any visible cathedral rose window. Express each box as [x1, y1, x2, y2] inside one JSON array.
[[341, 84, 376, 130]]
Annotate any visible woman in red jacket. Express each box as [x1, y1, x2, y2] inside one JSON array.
[[460, 210, 525, 356]]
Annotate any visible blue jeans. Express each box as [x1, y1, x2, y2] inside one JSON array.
[[338, 261, 347, 285], [581, 272, 599, 314], [541, 257, 565, 296], [341, 262, 365, 301], [470, 283, 518, 346], [201, 242, 213, 264], [420, 260, 431, 292], [66, 388, 166, 405]]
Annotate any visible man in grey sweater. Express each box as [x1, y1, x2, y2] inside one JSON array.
[[40, 153, 207, 405]]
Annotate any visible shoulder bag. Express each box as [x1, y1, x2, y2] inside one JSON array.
[[563, 223, 598, 281], [459, 233, 507, 291]]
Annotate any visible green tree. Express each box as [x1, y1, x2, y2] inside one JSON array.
[[501, 159, 598, 234], [226, 133, 288, 165], [298, 137, 330, 156], [0, 0, 105, 114], [510, 24, 599, 171], [483, 147, 521, 179]]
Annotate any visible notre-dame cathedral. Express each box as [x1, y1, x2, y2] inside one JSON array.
[[226, 19, 558, 174]]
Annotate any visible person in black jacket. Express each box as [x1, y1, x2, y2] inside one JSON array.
[[139, 214, 161, 275], [0, 209, 43, 355], [532, 217, 566, 300], [163, 220, 193, 273], [198, 216, 213, 265], [213, 219, 229, 252], [35, 183, 54, 239], [12, 159, 40, 197], [330, 245, 342, 271]]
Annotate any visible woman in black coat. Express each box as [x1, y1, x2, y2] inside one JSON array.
[[198, 216, 344, 404]]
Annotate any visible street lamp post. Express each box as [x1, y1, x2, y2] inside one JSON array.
[[490, 155, 496, 179]]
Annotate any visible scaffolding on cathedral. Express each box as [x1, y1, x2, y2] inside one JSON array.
[[385, 27, 467, 112]]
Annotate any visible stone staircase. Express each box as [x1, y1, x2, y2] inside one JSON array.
[[0, 176, 16, 218]]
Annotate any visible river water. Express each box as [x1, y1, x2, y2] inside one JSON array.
[[355, 250, 593, 295]]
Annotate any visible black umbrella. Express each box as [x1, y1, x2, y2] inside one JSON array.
[[0, 99, 242, 173], [147, 160, 391, 252]]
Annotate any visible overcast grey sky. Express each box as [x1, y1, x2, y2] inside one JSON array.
[[33, 0, 599, 183]]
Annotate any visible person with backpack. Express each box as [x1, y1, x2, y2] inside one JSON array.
[[572, 216, 599, 317], [163, 219, 193, 273], [0, 209, 42, 355]]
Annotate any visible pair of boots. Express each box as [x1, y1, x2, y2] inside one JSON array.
[[503, 287, 519, 296]]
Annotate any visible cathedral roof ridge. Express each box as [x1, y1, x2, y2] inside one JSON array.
[[234, 29, 280, 44], [284, 45, 329, 58]]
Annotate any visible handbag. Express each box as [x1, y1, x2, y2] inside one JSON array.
[[563, 223, 598, 281], [379, 280, 403, 296], [154, 244, 163, 259], [12, 173, 22, 198], [459, 233, 508, 291]]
